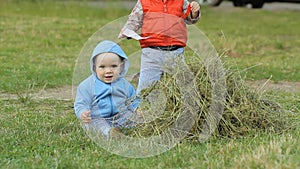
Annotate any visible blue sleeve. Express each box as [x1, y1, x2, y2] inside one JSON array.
[[127, 82, 140, 111], [74, 77, 93, 119], [129, 84, 136, 97]]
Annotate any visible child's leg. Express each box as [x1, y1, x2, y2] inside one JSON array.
[[137, 48, 184, 94], [112, 111, 137, 128], [137, 48, 164, 94], [86, 118, 112, 137]]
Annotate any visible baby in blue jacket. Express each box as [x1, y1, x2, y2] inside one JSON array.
[[74, 40, 136, 138]]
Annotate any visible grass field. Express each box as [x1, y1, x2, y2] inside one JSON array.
[[0, 1, 299, 168]]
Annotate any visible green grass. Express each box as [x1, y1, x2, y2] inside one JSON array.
[[1, 95, 299, 168], [198, 7, 300, 82], [1, 1, 300, 93], [0, 1, 299, 168], [0, 0, 129, 93]]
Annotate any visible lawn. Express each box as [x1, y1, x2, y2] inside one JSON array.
[[0, 1, 299, 168]]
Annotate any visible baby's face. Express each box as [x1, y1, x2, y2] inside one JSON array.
[[94, 53, 123, 83]]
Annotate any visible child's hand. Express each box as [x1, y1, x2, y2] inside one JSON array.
[[134, 107, 145, 118], [131, 107, 144, 123], [190, 1, 200, 19], [81, 110, 91, 123]]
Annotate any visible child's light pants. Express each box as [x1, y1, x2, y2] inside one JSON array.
[[137, 47, 184, 94], [83, 110, 135, 137]]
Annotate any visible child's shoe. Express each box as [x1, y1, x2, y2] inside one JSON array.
[[109, 127, 125, 139]]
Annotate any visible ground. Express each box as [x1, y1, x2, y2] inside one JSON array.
[[1, 80, 299, 101], [1, 2, 299, 101]]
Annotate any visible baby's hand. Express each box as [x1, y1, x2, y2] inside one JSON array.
[[81, 110, 91, 123], [190, 1, 200, 18]]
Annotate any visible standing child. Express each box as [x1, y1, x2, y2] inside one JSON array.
[[74, 40, 136, 138], [118, 0, 201, 94]]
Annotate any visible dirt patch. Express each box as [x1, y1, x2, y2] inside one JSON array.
[[247, 80, 300, 93], [1, 81, 299, 101], [0, 86, 76, 101]]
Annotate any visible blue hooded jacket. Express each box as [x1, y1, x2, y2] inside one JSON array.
[[74, 40, 136, 119]]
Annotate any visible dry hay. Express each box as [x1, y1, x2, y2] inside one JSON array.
[[125, 57, 295, 141]]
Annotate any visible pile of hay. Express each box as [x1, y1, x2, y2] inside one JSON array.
[[125, 57, 294, 141]]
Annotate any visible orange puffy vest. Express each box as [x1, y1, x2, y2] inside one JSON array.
[[139, 0, 187, 48]]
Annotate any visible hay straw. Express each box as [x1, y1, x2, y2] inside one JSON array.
[[125, 55, 295, 141]]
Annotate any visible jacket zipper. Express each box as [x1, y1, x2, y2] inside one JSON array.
[[162, 0, 170, 44], [163, 0, 167, 12], [109, 84, 113, 116]]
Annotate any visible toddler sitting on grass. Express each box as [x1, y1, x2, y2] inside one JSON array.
[[74, 40, 137, 139]]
